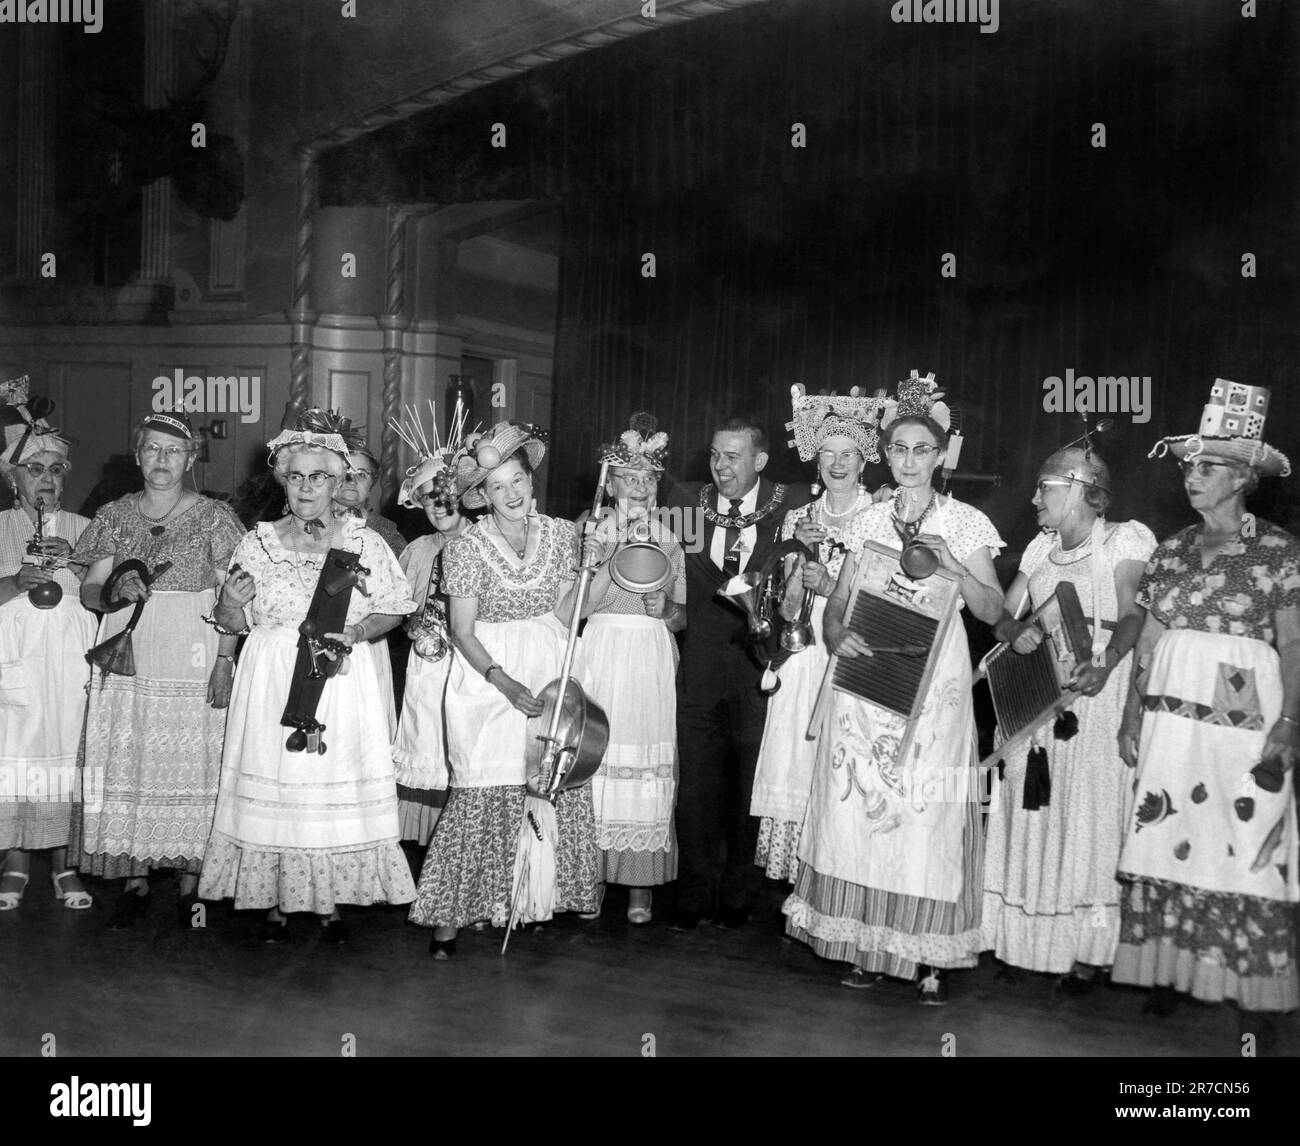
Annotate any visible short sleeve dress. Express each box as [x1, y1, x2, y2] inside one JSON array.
[[1112, 519, 1300, 1012], [71, 495, 246, 879], [408, 514, 602, 930], [0, 506, 96, 851], [751, 491, 877, 881], [392, 529, 460, 845], [199, 516, 418, 912], [785, 494, 1006, 980], [578, 512, 687, 887], [981, 518, 1157, 974]]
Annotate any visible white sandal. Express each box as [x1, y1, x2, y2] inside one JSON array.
[[51, 870, 93, 910], [0, 870, 30, 911]]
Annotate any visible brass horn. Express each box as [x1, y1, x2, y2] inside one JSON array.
[[25, 501, 63, 609], [717, 538, 815, 645], [607, 508, 673, 595]]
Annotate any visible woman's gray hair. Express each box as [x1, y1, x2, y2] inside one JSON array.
[[1237, 464, 1261, 497], [271, 442, 347, 484]]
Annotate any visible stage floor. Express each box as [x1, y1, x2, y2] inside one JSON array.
[[1, 854, 1291, 1059]]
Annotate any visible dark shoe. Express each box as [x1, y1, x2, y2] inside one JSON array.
[[713, 906, 750, 929], [1056, 967, 1098, 996], [841, 968, 885, 990], [667, 909, 705, 932], [429, 936, 456, 960], [1142, 985, 1180, 1017], [319, 919, 349, 944], [260, 918, 291, 944], [109, 887, 150, 930], [994, 960, 1025, 984], [176, 892, 201, 929], [918, 970, 948, 1006]]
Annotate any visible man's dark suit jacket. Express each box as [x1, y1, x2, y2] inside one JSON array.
[[662, 475, 813, 697]]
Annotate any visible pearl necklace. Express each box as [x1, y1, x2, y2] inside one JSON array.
[[819, 489, 867, 522]]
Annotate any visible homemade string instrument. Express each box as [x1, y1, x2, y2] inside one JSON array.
[[503, 463, 612, 951], [280, 549, 370, 754]]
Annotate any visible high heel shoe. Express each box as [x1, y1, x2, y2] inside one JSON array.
[[52, 871, 93, 910], [429, 936, 457, 960], [0, 870, 30, 911], [627, 889, 653, 925]]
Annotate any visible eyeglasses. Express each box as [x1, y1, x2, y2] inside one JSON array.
[[817, 448, 861, 467], [345, 469, 376, 483], [140, 443, 190, 460], [284, 470, 335, 488], [1035, 478, 1074, 497], [611, 471, 656, 489], [16, 461, 69, 477], [885, 443, 940, 462], [1178, 460, 1234, 478]]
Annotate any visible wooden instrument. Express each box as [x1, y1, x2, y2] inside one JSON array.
[[280, 548, 370, 755], [808, 540, 962, 756], [976, 580, 1092, 769]]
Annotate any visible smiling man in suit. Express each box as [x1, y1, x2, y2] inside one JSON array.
[[662, 413, 811, 930]]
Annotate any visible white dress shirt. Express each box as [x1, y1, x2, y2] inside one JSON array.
[[710, 483, 760, 574]]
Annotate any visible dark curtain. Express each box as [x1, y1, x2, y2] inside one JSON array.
[[321, 0, 1299, 556]]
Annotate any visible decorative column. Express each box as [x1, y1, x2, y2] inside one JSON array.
[[15, 26, 51, 280], [378, 204, 412, 501], [139, 0, 177, 285], [287, 144, 320, 412]]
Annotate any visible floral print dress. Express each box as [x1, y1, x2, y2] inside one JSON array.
[[1112, 520, 1300, 1012]]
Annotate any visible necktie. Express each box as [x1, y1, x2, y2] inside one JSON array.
[[722, 498, 744, 577]]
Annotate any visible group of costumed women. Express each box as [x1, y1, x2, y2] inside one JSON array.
[[0, 370, 1296, 1034]]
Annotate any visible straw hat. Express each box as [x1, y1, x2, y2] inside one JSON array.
[[455, 420, 549, 510]]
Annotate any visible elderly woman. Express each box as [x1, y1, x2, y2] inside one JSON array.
[[334, 437, 403, 739], [71, 412, 245, 928], [751, 388, 885, 883], [0, 388, 95, 910], [784, 374, 1005, 1005], [391, 429, 470, 846], [198, 427, 416, 942], [409, 421, 601, 957], [577, 415, 685, 924], [1114, 384, 1300, 1024], [981, 446, 1156, 990]]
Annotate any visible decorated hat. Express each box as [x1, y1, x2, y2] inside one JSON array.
[[879, 369, 964, 471], [137, 410, 195, 441], [1150, 379, 1290, 478], [598, 411, 669, 471], [1, 374, 71, 471], [266, 407, 351, 465], [786, 384, 883, 464], [1039, 445, 1111, 494], [391, 398, 470, 509], [454, 420, 548, 510]]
